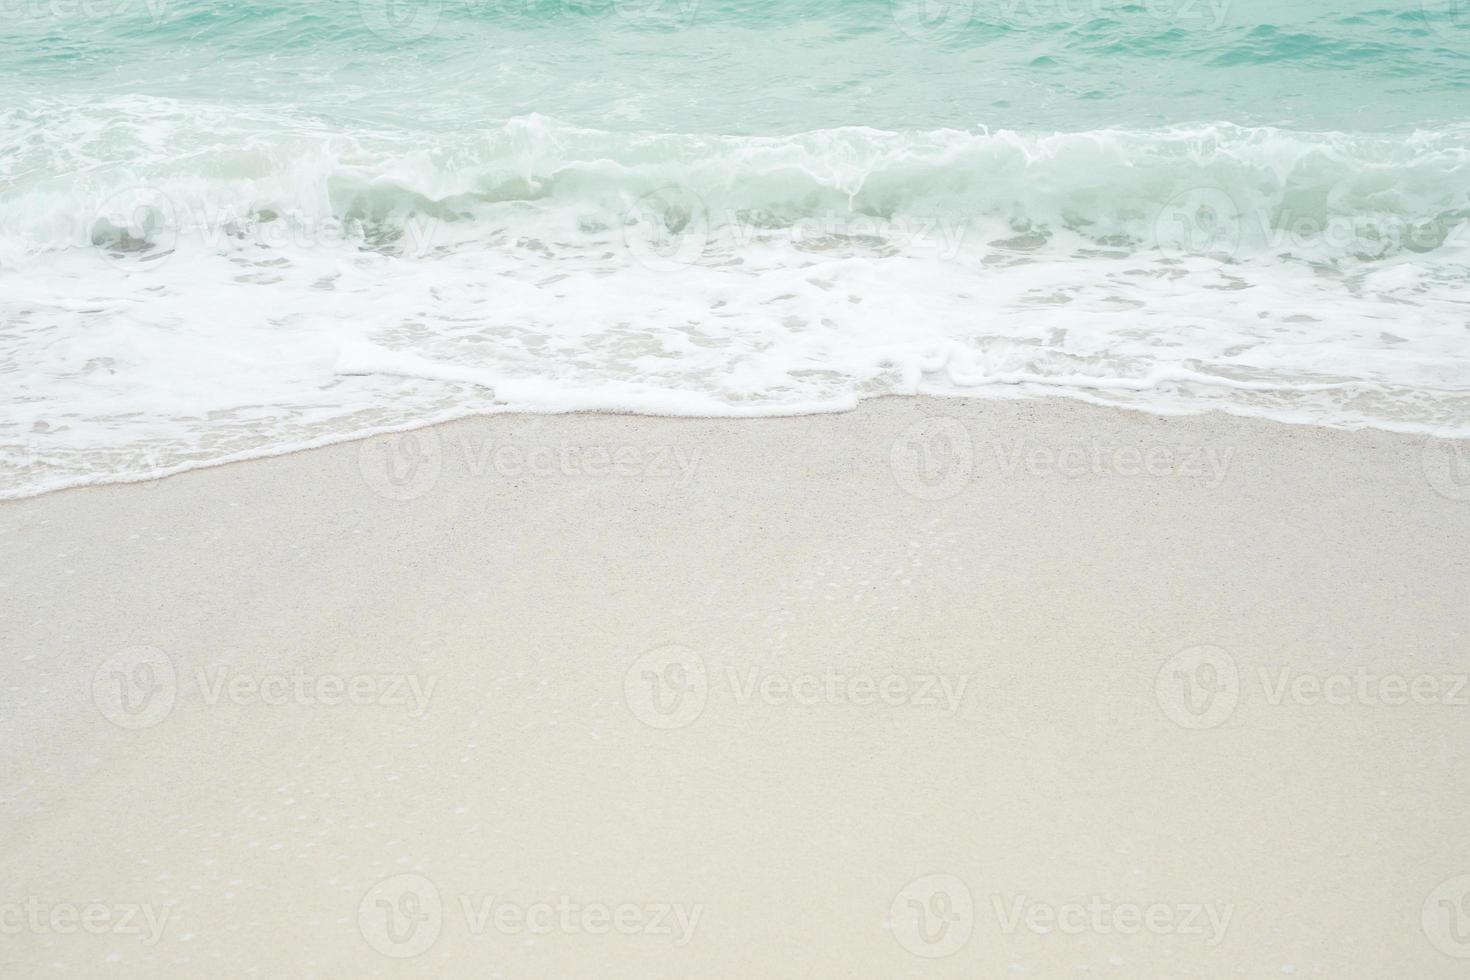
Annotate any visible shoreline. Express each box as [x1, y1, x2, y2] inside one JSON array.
[[8, 386, 1470, 503], [2, 396, 1468, 977]]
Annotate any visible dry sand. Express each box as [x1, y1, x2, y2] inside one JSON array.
[[2, 396, 1468, 978]]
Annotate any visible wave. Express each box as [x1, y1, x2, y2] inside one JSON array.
[[2, 106, 1468, 497], [4, 105, 1470, 267]]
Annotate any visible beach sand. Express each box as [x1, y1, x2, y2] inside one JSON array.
[[2, 396, 1467, 977]]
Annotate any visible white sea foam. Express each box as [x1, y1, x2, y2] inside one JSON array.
[[3, 106, 1468, 497]]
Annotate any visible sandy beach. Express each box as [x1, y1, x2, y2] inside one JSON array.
[[2, 396, 1468, 978]]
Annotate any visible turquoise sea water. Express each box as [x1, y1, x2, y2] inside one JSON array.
[[6, 0, 1469, 132], [2, 0, 1468, 493]]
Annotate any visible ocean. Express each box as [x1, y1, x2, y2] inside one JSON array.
[[3, 0, 1468, 495]]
